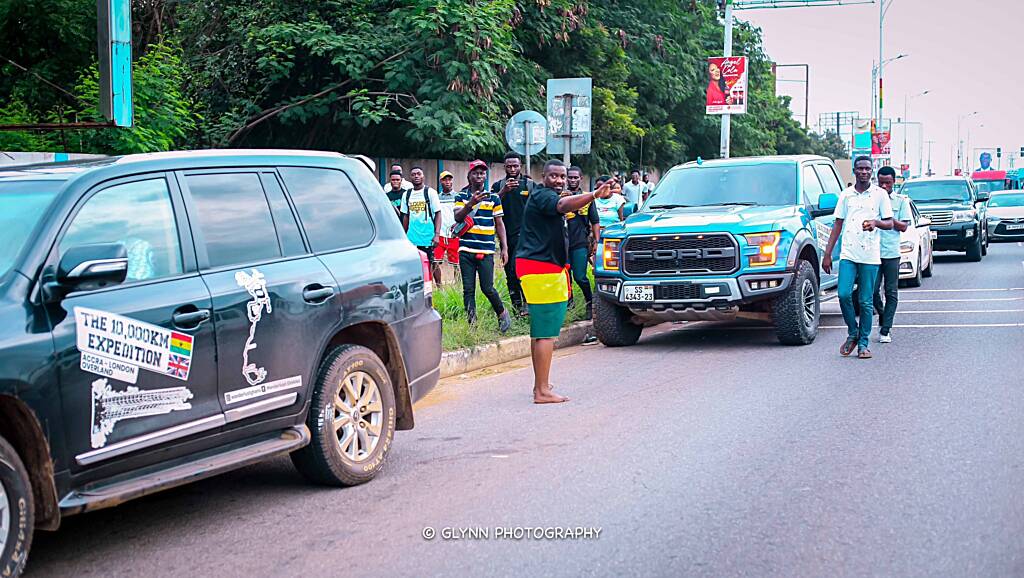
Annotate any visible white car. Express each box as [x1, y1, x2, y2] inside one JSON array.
[[899, 200, 934, 287]]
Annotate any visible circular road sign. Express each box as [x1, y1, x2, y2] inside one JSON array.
[[505, 110, 548, 156]]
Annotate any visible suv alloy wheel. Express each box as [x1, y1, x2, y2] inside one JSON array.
[[0, 436, 32, 577], [291, 345, 397, 486]]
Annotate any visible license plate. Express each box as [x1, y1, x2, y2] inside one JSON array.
[[930, 231, 938, 239], [623, 285, 654, 302], [1006, 224, 1024, 230]]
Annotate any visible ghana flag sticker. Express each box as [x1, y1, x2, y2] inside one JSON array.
[[170, 331, 194, 358]]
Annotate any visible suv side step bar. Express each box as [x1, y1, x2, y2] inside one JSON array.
[[59, 425, 310, 516]]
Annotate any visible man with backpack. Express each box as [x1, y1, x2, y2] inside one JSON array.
[[400, 166, 442, 276]]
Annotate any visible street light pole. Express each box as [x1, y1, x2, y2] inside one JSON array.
[[720, 0, 734, 159], [903, 89, 929, 176], [877, 0, 896, 128], [956, 111, 979, 174]]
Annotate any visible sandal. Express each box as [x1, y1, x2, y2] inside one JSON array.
[[858, 348, 873, 359], [840, 338, 857, 357]]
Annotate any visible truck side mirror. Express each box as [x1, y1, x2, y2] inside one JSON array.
[[811, 193, 838, 218], [623, 203, 639, 218], [917, 217, 931, 227], [48, 243, 128, 300], [976, 191, 990, 203]]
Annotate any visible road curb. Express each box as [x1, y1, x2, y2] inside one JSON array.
[[440, 321, 595, 378]]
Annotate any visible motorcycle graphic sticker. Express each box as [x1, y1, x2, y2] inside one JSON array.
[[235, 268, 272, 386]]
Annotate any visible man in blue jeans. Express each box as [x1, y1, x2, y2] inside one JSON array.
[[823, 156, 894, 359], [874, 166, 911, 343]]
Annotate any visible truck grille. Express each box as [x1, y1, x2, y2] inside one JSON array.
[[622, 234, 738, 276], [922, 210, 953, 226], [655, 284, 702, 300]]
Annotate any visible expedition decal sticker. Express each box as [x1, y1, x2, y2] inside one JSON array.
[[90, 377, 194, 448], [223, 375, 302, 405], [235, 268, 271, 386], [814, 221, 833, 251], [75, 307, 194, 381]]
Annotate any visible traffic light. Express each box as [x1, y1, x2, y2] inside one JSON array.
[[997, 147, 1002, 158], [1020, 146, 1023, 158]]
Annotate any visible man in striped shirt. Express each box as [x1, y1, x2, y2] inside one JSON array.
[[454, 160, 512, 332]]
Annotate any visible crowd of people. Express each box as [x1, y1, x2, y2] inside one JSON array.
[[381, 153, 656, 331]]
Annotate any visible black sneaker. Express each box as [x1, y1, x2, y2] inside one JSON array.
[[498, 310, 512, 334]]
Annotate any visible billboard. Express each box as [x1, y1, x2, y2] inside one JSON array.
[[706, 56, 748, 115], [871, 119, 891, 158], [546, 77, 592, 155], [852, 118, 873, 153]]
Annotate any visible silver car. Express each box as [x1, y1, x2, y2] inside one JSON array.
[[986, 192, 1024, 242]]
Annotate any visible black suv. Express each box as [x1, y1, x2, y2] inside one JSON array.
[[902, 176, 990, 261], [0, 150, 441, 575]]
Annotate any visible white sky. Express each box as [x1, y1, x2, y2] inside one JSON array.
[[742, 0, 1024, 175]]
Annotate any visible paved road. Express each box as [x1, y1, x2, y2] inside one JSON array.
[[29, 243, 1024, 577]]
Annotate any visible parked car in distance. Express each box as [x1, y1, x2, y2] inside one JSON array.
[[901, 176, 989, 261], [0, 150, 441, 576], [898, 199, 934, 287], [985, 191, 1024, 242]]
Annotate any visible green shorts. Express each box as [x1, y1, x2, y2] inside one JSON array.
[[528, 301, 568, 339]]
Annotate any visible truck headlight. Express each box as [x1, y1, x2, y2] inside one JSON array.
[[952, 209, 976, 223], [745, 232, 781, 267], [602, 239, 621, 270], [900, 240, 915, 254]]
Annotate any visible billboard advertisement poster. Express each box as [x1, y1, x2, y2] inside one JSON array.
[[871, 119, 891, 158], [852, 118, 873, 153], [706, 56, 748, 115]]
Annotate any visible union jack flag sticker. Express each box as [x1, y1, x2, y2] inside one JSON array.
[[166, 354, 191, 380]]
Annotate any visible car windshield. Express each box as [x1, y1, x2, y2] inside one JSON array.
[[975, 181, 1005, 193], [987, 193, 1024, 208], [901, 181, 971, 203], [0, 181, 59, 277], [645, 163, 796, 209]]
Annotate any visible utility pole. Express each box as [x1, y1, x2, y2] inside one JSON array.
[[925, 139, 935, 176], [720, 0, 734, 159]]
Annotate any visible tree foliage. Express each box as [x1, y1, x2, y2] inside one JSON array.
[[0, 0, 846, 170]]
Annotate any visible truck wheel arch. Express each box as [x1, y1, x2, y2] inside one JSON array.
[[320, 322, 414, 431], [0, 395, 60, 531], [789, 231, 820, 279]]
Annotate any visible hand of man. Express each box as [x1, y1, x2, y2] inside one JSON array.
[[500, 248, 509, 264], [470, 191, 487, 206], [862, 219, 876, 232], [822, 254, 833, 275], [594, 181, 615, 199], [502, 179, 518, 194], [432, 234, 441, 247]]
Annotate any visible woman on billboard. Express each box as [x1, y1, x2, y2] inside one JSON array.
[[706, 62, 729, 107]]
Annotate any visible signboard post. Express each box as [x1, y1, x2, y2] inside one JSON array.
[[97, 0, 133, 127], [546, 78, 592, 166], [505, 110, 548, 176]]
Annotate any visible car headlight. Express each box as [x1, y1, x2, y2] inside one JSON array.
[[602, 239, 621, 270], [744, 232, 782, 267], [952, 209, 976, 223], [900, 240, 915, 254]]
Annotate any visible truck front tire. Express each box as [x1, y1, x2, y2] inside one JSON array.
[[771, 260, 819, 345], [966, 232, 983, 262], [0, 436, 32, 578], [594, 297, 643, 347]]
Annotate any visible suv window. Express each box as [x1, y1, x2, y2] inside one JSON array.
[[802, 165, 825, 205], [185, 172, 282, 268], [279, 167, 374, 252], [813, 164, 844, 196], [60, 178, 183, 282]]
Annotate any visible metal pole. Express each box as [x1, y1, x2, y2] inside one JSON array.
[[803, 64, 809, 129], [524, 120, 531, 177], [563, 94, 573, 167], [720, 0, 733, 159], [903, 95, 908, 171]]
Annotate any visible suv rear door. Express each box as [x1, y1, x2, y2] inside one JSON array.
[[45, 173, 221, 473], [176, 169, 340, 425]]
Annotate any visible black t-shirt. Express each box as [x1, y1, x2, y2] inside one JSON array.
[[516, 187, 568, 266], [564, 190, 600, 250], [491, 176, 534, 238]]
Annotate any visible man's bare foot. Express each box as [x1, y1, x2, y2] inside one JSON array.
[[534, 386, 569, 404]]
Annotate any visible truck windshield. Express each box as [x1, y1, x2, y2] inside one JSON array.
[[0, 182, 58, 277], [646, 164, 796, 209], [975, 181, 1005, 193], [901, 181, 971, 203]]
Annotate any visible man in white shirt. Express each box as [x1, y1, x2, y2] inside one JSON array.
[[622, 169, 644, 206], [400, 167, 442, 281], [822, 156, 895, 359], [433, 171, 459, 283]]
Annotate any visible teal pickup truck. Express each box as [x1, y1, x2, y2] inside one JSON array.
[[593, 155, 844, 346]]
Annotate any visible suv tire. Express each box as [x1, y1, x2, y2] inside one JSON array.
[[594, 296, 642, 347], [966, 232, 983, 262], [0, 436, 32, 578], [922, 252, 934, 278], [772, 260, 819, 345], [292, 345, 397, 486]]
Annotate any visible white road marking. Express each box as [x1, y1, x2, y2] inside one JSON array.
[[898, 298, 1024, 303], [821, 309, 1024, 315], [821, 324, 1024, 329], [900, 288, 1024, 293]]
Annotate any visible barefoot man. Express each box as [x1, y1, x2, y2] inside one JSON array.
[[516, 160, 615, 404]]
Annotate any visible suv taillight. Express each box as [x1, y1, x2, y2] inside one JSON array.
[[419, 250, 433, 301]]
